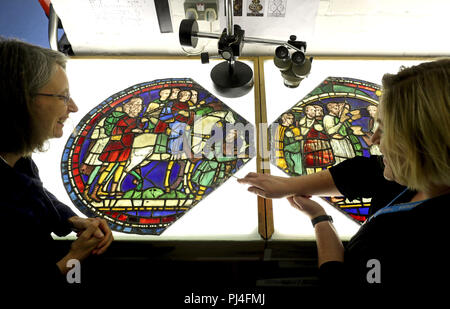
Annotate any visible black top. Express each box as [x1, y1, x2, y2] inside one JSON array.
[[325, 155, 450, 288], [0, 156, 77, 288]]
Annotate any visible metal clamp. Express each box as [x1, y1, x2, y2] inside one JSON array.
[[48, 3, 59, 51]]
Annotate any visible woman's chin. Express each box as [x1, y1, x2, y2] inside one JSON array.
[[53, 123, 65, 138], [383, 165, 398, 182], [53, 129, 64, 139], [383, 171, 394, 181]]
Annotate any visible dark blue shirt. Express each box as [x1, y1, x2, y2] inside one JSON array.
[[0, 156, 76, 288], [323, 155, 450, 288]]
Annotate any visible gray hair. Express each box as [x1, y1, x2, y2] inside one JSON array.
[[22, 41, 67, 95], [0, 37, 67, 154]]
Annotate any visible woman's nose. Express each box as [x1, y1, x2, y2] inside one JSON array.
[[68, 97, 79, 113]]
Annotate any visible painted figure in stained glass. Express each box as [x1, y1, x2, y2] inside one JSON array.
[[94, 96, 147, 199], [276, 112, 303, 175], [270, 77, 381, 222], [363, 104, 382, 156], [300, 105, 334, 174], [191, 125, 245, 200], [62, 78, 254, 234], [323, 102, 363, 163]]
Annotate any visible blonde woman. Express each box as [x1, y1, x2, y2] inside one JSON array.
[[239, 59, 450, 287]]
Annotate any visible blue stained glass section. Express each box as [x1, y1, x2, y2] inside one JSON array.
[[270, 77, 381, 224], [60, 78, 255, 235]]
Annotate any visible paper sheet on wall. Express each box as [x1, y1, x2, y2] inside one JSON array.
[[51, 0, 318, 55], [51, 0, 163, 54], [51, 0, 226, 55], [219, 0, 319, 47]]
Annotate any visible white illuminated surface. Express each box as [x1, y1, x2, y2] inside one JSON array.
[[33, 58, 259, 241], [264, 58, 425, 240], [32, 57, 429, 241]]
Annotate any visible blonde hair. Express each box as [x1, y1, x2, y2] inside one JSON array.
[[380, 58, 450, 192]]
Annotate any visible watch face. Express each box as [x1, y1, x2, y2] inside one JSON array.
[[61, 78, 255, 235]]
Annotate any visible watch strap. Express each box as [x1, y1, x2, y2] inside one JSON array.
[[311, 215, 333, 227]]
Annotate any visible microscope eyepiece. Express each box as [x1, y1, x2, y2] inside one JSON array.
[[273, 43, 312, 88], [291, 51, 305, 65], [275, 46, 289, 59]]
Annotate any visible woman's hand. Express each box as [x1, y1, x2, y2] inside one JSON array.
[[68, 222, 105, 261], [68, 216, 113, 255], [286, 195, 327, 219], [57, 221, 106, 275], [237, 172, 296, 198]]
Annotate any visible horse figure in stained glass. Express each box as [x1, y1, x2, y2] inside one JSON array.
[[62, 78, 254, 234]]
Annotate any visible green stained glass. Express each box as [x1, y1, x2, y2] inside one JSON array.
[[61, 78, 255, 235], [269, 77, 382, 223]]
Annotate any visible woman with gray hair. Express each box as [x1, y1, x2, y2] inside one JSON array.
[[0, 38, 113, 288]]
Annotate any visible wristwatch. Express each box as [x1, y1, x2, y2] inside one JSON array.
[[311, 215, 333, 227]]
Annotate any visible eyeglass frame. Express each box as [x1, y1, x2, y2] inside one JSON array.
[[34, 93, 71, 105]]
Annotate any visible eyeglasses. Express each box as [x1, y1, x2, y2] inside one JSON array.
[[34, 93, 71, 105]]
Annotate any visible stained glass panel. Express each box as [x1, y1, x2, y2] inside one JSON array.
[[269, 77, 381, 223], [61, 78, 254, 235]]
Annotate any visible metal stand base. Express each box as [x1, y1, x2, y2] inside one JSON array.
[[210, 61, 254, 98]]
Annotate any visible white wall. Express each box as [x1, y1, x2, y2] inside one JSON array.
[[51, 0, 450, 56]]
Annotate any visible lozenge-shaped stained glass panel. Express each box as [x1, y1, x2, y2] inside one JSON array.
[[61, 78, 254, 234], [269, 77, 382, 223]]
